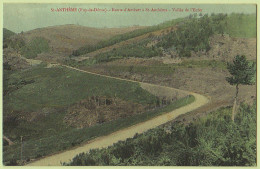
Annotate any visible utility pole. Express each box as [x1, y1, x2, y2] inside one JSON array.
[[20, 136, 23, 162]]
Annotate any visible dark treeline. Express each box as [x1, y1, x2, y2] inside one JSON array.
[[64, 102, 256, 166]]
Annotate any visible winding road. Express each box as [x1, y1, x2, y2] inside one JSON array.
[[26, 64, 210, 166]]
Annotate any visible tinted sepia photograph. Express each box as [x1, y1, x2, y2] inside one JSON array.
[[1, 2, 257, 166]]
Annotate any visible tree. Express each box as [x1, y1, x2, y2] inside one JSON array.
[[226, 55, 255, 121]]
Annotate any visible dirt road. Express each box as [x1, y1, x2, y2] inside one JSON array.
[[27, 65, 209, 166]]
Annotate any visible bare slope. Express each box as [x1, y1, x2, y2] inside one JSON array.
[[20, 24, 144, 55]]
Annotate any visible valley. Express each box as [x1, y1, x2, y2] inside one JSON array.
[[2, 11, 256, 166]]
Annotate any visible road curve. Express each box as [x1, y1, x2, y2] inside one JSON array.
[[27, 65, 210, 166]]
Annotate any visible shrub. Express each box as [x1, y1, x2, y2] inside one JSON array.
[[21, 37, 50, 59]]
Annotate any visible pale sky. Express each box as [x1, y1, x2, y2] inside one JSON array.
[[3, 3, 256, 33]]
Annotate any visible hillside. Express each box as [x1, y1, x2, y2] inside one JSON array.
[[71, 17, 185, 57], [11, 24, 145, 60], [3, 62, 193, 165], [69, 13, 256, 63], [225, 13, 256, 38], [3, 12, 256, 166], [3, 28, 16, 41], [64, 13, 256, 134], [65, 102, 256, 166]]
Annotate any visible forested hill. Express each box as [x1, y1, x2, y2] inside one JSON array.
[[156, 13, 256, 57], [71, 13, 256, 57]]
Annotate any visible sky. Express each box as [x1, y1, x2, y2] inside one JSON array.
[[3, 3, 256, 33]]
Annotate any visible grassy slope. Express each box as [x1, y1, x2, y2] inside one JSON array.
[[4, 64, 156, 112], [225, 14, 256, 38], [3, 63, 157, 154], [4, 95, 194, 164], [3, 63, 195, 164], [85, 60, 227, 77], [3, 63, 196, 164], [21, 25, 145, 53]]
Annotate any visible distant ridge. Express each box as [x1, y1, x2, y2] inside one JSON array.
[[15, 24, 145, 55]]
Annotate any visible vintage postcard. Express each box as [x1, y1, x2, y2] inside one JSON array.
[[1, 1, 258, 167]]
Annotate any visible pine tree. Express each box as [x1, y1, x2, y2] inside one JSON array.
[[226, 55, 255, 121]]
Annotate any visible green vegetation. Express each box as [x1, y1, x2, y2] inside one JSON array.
[[3, 12, 256, 166], [71, 13, 256, 63], [89, 39, 162, 63], [65, 102, 256, 166], [103, 65, 176, 76], [155, 13, 255, 58], [21, 37, 50, 59], [157, 13, 255, 58], [3, 28, 16, 41], [157, 14, 228, 57], [4, 65, 195, 165], [178, 60, 227, 69], [225, 13, 256, 38], [3, 35, 25, 50], [3, 30, 51, 58], [67, 38, 163, 65], [72, 13, 255, 60], [62, 59, 228, 85], [71, 17, 186, 56], [98, 39, 162, 59], [226, 55, 255, 121], [85, 60, 227, 76], [4, 65, 156, 113], [250, 61, 256, 84], [3, 63, 158, 156], [1, 66, 194, 165]]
